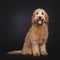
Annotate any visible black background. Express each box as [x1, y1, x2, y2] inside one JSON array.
[[0, 0, 60, 60]]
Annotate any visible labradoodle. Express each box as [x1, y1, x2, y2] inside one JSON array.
[[7, 8, 49, 56]]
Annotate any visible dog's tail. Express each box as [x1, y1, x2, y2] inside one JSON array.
[[6, 50, 22, 55]]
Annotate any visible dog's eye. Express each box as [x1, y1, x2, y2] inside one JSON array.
[[41, 12, 44, 15], [36, 12, 38, 15]]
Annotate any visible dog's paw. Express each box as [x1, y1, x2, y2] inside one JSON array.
[[22, 51, 32, 56], [41, 51, 48, 56], [33, 52, 40, 56]]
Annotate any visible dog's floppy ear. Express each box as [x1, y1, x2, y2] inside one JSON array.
[[45, 11, 49, 23], [32, 12, 35, 24]]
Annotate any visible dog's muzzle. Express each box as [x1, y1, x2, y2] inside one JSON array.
[[37, 17, 43, 25]]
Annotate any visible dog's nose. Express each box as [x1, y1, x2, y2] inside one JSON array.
[[39, 16, 41, 19]]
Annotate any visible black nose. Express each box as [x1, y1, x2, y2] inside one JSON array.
[[39, 16, 41, 19]]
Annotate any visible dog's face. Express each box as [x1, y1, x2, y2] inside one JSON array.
[[32, 8, 49, 25]]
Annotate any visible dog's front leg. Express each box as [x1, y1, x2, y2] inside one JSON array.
[[31, 39, 40, 56], [40, 44, 48, 56]]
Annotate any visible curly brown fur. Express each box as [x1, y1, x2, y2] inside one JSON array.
[[7, 8, 49, 56]]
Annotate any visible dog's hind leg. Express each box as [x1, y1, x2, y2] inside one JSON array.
[[22, 38, 32, 55]]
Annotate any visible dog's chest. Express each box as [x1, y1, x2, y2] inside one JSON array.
[[34, 26, 48, 44], [34, 26, 48, 38]]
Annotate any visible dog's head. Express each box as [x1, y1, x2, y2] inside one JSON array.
[[32, 8, 49, 25]]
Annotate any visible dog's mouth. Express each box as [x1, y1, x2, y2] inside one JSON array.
[[37, 18, 43, 25]]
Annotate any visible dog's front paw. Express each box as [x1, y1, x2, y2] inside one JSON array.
[[41, 51, 48, 56], [33, 52, 40, 56]]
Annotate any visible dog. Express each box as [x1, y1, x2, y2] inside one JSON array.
[[7, 8, 49, 56]]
